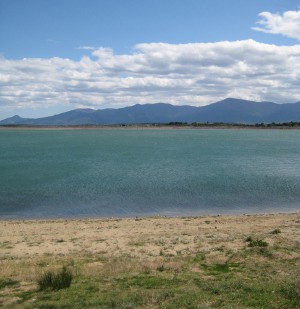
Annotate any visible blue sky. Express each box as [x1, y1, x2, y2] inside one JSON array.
[[0, 0, 300, 119]]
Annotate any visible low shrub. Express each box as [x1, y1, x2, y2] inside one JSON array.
[[37, 267, 73, 291], [245, 236, 253, 242], [247, 239, 268, 247]]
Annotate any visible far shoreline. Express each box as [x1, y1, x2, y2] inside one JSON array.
[[1, 123, 300, 130]]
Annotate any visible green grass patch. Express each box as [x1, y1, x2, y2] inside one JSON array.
[[201, 262, 241, 274], [114, 274, 180, 290], [279, 279, 300, 307], [0, 277, 19, 290], [193, 252, 206, 262]]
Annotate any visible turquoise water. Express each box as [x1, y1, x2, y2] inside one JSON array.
[[0, 129, 299, 219]]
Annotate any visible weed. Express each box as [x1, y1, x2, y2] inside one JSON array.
[[171, 238, 179, 245], [37, 267, 73, 291], [128, 240, 145, 247], [155, 239, 166, 246], [157, 265, 165, 272], [0, 241, 14, 249], [37, 260, 48, 267], [245, 236, 253, 242], [271, 228, 281, 234], [181, 239, 190, 244], [193, 252, 206, 262], [257, 247, 273, 257], [65, 259, 75, 267], [248, 239, 268, 247], [226, 249, 234, 256], [214, 246, 225, 252]]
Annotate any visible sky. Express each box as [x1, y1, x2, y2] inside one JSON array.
[[0, 0, 300, 119]]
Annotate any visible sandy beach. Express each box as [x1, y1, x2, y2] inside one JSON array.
[[1, 213, 299, 260], [0, 212, 299, 308]]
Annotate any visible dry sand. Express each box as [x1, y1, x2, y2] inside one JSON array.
[[1, 213, 299, 261]]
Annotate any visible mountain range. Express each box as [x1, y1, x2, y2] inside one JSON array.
[[1, 98, 300, 125]]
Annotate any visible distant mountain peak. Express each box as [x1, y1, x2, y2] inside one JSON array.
[[10, 115, 22, 119], [1, 115, 25, 124], [218, 98, 258, 104]]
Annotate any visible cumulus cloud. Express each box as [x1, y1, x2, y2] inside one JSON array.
[[0, 39, 300, 117], [253, 10, 300, 40]]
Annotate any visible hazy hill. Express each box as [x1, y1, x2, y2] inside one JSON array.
[[1, 98, 300, 125]]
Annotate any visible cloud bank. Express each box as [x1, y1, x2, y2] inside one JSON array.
[[253, 10, 300, 40], [1, 39, 300, 116]]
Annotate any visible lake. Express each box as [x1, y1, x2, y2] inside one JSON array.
[[0, 129, 299, 219]]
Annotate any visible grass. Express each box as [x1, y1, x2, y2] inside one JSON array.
[[279, 278, 300, 307], [1, 250, 299, 309], [0, 278, 19, 290], [201, 262, 241, 274]]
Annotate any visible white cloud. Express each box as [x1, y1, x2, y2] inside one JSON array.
[[0, 39, 300, 117], [77, 46, 97, 51], [253, 10, 300, 40]]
